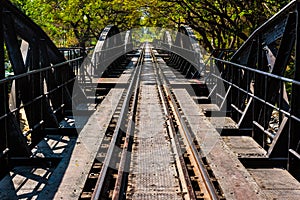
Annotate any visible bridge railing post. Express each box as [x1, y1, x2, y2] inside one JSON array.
[[288, 0, 300, 175], [252, 36, 264, 147], [0, 2, 9, 179]]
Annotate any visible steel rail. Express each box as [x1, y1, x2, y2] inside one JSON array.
[[152, 49, 220, 200], [111, 48, 143, 200], [150, 48, 197, 199], [91, 45, 145, 200]]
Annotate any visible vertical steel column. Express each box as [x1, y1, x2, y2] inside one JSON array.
[[0, 2, 9, 178], [0, 2, 5, 130], [289, 1, 300, 174], [239, 40, 257, 129], [29, 40, 43, 146], [253, 36, 264, 146]]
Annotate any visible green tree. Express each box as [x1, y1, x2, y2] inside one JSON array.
[[10, 0, 291, 50], [11, 0, 144, 47]]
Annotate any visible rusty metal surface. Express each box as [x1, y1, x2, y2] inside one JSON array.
[[222, 136, 267, 158], [171, 87, 266, 200], [127, 49, 182, 199], [1, 0, 300, 198], [0, 0, 82, 168], [248, 168, 300, 199]]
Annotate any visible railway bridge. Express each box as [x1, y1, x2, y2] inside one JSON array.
[[1, 0, 300, 199]]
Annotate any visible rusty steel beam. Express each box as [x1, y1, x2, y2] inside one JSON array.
[[231, 1, 296, 64], [2, 0, 74, 115], [161, 26, 206, 80], [228, 1, 296, 119], [2, 0, 67, 64], [0, 0, 80, 165], [0, 0, 8, 179], [0, 1, 6, 147], [1, 5, 30, 158], [201, 1, 300, 175], [288, 0, 300, 175], [262, 12, 296, 125], [3, 13, 46, 147], [228, 10, 296, 134], [92, 25, 127, 78], [213, 2, 299, 154]]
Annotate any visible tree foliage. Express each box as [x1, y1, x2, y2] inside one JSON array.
[[10, 0, 290, 50], [11, 0, 143, 47], [152, 0, 290, 50]]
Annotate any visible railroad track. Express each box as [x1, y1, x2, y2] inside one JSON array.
[[79, 45, 144, 200], [151, 48, 224, 200], [79, 43, 224, 200]]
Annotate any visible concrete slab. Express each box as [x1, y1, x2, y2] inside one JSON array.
[[199, 104, 220, 112], [207, 117, 239, 130]]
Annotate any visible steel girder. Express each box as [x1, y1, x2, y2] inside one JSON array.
[[0, 0, 77, 178], [207, 0, 300, 176], [90, 25, 135, 78], [158, 0, 300, 177], [161, 26, 207, 79]]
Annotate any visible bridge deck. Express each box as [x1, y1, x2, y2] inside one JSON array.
[[160, 57, 300, 199], [160, 59, 265, 199], [126, 54, 181, 199], [2, 0, 300, 198], [1, 46, 300, 200], [48, 61, 137, 199]]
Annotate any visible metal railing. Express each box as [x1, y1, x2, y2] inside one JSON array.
[[0, 52, 83, 159], [207, 53, 300, 173]]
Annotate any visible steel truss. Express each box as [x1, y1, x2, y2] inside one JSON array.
[[163, 0, 300, 180], [0, 0, 83, 179]]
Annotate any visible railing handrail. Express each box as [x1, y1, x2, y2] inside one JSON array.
[[0, 56, 83, 85], [212, 57, 300, 86]]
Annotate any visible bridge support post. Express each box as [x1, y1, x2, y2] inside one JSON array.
[[253, 36, 265, 147], [0, 2, 9, 179], [2, 12, 31, 158], [28, 40, 45, 146], [289, 1, 300, 177]]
